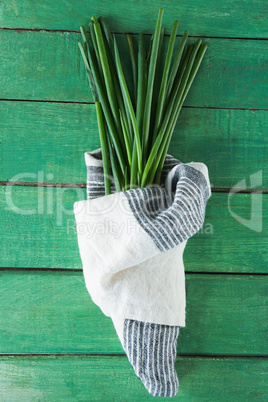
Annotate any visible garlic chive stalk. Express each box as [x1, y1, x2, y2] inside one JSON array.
[[95, 101, 111, 195]]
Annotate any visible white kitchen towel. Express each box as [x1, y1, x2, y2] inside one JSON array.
[[74, 149, 211, 327], [74, 149, 211, 396]]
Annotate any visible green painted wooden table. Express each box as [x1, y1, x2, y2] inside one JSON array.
[[0, 1, 267, 400]]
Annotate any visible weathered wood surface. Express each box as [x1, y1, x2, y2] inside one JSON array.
[[0, 271, 266, 355], [1, 101, 267, 188], [0, 0, 267, 398], [0, 30, 267, 108], [0, 355, 266, 401], [0, 187, 266, 272], [0, 0, 267, 38]]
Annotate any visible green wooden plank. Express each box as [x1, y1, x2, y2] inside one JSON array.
[[0, 356, 267, 401], [185, 189, 267, 273], [0, 271, 266, 354], [0, 0, 267, 38], [0, 30, 267, 108], [1, 101, 267, 188], [0, 186, 267, 272]]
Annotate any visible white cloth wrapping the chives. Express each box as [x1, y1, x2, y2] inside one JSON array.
[[74, 149, 211, 397], [74, 149, 211, 328]]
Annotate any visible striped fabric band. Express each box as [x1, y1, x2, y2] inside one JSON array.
[[160, 154, 182, 184], [86, 165, 116, 200], [123, 319, 180, 397], [124, 164, 210, 252]]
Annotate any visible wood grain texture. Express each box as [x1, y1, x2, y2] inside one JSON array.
[[0, 0, 267, 38], [0, 0, 267, 397], [1, 101, 267, 188], [0, 271, 266, 355], [0, 30, 267, 108], [0, 356, 267, 401], [0, 186, 267, 272]]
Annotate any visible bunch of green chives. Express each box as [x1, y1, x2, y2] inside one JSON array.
[[78, 8, 207, 195]]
